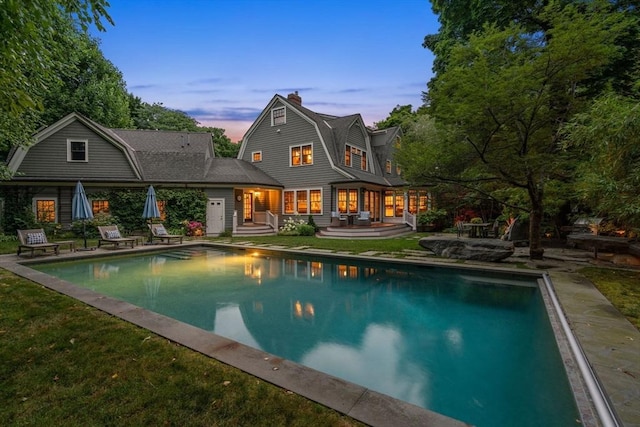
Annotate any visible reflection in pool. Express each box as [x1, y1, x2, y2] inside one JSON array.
[[35, 247, 580, 427]]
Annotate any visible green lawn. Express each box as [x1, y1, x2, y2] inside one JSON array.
[[1, 233, 638, 425]]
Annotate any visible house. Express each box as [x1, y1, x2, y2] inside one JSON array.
[[1, 94, 430, 236], [1, 112, 282, 235], [237, 92, 430, 228]]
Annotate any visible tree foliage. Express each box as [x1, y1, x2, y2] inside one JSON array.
[[564, 93, 640, 230], [129, 100, 239, 157], [374, 105, 426, 133], [0, 0, 113, 118], [402, 1, 632, 258]]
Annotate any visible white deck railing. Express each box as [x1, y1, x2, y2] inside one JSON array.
[[266, 210, 278, 231], [404, 211, 416, 231]]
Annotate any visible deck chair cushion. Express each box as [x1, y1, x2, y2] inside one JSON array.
[[106, 229, 121, 239], [155, 225, 168, 236], [26, 232, 46, 244]]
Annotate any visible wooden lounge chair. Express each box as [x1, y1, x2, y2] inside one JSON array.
[[97, 225, 136, 249], [149, 223, 183, 244], [17, 229, 60, 257]]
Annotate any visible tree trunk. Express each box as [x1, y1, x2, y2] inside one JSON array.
[[528, 182, 545, 260]]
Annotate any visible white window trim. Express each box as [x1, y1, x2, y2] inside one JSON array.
[[361, 150, 368, 171], [33, 197, 58, 223], [252, 150, 263, 162], [386, 159, 392, 174], [271, 106, 286, 126], [67, 138, 88, 162], [282, 188, 323, 215], [289, 143, 313, 167]]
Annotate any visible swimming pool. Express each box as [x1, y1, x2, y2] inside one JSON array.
[[30, 245, 585, 426]]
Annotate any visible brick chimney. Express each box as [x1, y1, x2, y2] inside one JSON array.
[[287, 91, 302, 105]]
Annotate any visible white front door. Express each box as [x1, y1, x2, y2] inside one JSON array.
[[206, 198, 225, 235]]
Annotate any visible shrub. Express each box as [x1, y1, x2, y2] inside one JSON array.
[[307, 215, 319, 232], [298, 224, 316, 236], [278, 216, 311, 236]]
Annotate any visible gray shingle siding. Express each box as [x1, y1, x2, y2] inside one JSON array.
[[16, 121, 139, 180]]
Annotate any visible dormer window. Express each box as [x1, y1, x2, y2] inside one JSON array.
[[67, 139, 88, 162], [345, 144, 352, 166], [386, 160, 392, 174], [272, 107, 286, 126]]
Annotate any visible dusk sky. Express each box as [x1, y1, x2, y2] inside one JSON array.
[[93, 0, 439, 141]]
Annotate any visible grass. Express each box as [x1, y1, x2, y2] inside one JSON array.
[[1, 232, 638, 424], [579, 267, 640, 330], [0, 269, 361, 426]]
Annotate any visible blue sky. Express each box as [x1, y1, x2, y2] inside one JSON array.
[[93, 0, 439, 141]]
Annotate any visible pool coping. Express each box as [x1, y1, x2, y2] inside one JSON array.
[[2, 242, 638, 426]]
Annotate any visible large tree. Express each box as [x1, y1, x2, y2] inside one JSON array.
[[0, 0, 112, 117], [0, 0, 114, 176], [400, 1, 631, 259]]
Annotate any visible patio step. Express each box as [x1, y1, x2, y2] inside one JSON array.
[[233, 224, 277, 237], [318, 224, 413, 238]]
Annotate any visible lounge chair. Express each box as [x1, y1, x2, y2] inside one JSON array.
[[354, 211, 371, 226], [330, 211, 346, 227], [17, 229, 60, 256], [149, 223, 183, 244], [97, 225, 136, 249]]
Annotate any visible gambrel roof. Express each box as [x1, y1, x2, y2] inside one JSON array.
[[240, 94, 405, 187], [6, 112, 282, 188]]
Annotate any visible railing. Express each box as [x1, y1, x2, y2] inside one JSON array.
[[232, 210, 238, 234], [266, 210, 278, 231], [403, 211, 416, 231]]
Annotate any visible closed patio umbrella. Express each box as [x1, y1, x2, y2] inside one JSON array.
[[72, 181, 94, 249], [142, 185, 161, 243]]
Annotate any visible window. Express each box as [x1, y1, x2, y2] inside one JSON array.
[[67, 139, 88, 162], [348, 189, 358, 212], [384, 190, 405, 217], [337, 188, 358, 214], [337, 189, 347, 213], [345, 145, 352, 167], [310, 190, 321, 214], [283, 188, 322, 215], [396, 165, 401, 175], [34, 198, 57, 222], [361, 151, 367, 171], [290, 144, 312, 166], [386, 160, 392, 174], [272, 107, 286, 125], [296, 190, 308, 214], [92, 200, 109, 215], [284, 191, 295, 214], [252, 151, 262, 162]]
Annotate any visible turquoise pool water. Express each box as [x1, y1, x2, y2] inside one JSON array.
[[35, 247, 580, 426]]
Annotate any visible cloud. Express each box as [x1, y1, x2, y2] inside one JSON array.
[[184, 107, 262, 122], [128, 83, 162, 91], [187, 77, 226, 86]]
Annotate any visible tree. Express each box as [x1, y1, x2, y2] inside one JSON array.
[[130, 101, 238, 157], [563, 92, 640, 230], [401, 2, 631, 259], [0, 0, 112, 118], [131, 102, 201, 131], [374, 105, 426, 133], [39, 21, 132, 128]]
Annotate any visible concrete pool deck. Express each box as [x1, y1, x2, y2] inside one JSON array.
[[1, 241, 638, 426]]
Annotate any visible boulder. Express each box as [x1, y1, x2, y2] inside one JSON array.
[[419, 236, 514, 262]]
